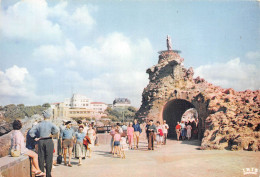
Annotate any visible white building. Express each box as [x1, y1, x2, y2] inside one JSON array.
[[91, 102, 108, 112], [52, 94, 108, 120], [64, 94, 92, 109]]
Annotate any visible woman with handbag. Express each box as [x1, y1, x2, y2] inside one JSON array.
[[11, 120, 45, 176]]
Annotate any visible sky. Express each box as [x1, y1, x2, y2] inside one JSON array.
[[0, 0, 259, 107]]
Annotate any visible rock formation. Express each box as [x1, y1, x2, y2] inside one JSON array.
[[136, 49, 260, 151]]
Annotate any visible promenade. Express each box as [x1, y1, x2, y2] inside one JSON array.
[[52, 139, 260, 177]]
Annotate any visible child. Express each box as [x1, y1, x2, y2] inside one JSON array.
[[127, 122, 134, 149], [113, 129, 121, 157], [156, 121, 163, 147], [83, 134, 91, 159], [120, 133, 128, 159]]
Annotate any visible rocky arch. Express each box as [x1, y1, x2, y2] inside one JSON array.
[[136, 47, 260, 151], [162, 99, 196, 138]]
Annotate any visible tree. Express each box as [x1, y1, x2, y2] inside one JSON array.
[[17, 104, 25, 107], [128, 106, 137, 112], [42, 103, 51, 108]]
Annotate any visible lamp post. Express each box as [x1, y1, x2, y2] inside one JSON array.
[[123, 111, 125, 123]]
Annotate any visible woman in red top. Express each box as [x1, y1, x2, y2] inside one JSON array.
[[175, 122, 181, 141]]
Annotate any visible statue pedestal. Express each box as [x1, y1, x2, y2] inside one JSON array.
[[158, 50, 181, 64]]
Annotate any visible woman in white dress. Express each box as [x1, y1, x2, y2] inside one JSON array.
[[87, 125, 95, 158], [186, 123, 192, 140]]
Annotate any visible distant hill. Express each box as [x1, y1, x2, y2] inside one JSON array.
[[0, 103, 50, 136]]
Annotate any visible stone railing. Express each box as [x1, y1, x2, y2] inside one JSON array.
[[0, 155, 30, 177]]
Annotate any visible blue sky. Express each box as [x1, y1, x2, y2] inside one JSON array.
[[0, 0, 259, 107]]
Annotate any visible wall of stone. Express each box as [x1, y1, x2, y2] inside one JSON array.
[[0, 156, 30, 177], [136, 50, 260, 151]]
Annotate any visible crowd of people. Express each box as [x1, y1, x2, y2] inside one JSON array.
[[175, 121, 197, 141], [109, 119, 169, 156], [9, 109, 98, 177], [9, 109, 176, 176]]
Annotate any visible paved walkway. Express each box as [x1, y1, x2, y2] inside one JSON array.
[[52, 140, 260, 177]]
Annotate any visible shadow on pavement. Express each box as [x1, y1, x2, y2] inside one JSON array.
[[94, 150, 113, 158]]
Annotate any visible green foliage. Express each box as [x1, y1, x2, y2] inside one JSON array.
[[128, 106, 137, 112], [3, 104, 48, 120], [105, 106, 137, 122], [42, 103, 51, 108]]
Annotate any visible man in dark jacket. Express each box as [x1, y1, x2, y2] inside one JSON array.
[[147, 120, 156, 150]]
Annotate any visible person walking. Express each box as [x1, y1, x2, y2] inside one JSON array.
[[116, 123, 123, 134], [113, 129, 121, 157], [60, 121, 75, 167], [162, 120, 169, 145], [186, 123, 192, 140], [180, 121, 186, 140], [156, 121, 163, 147], [132, 119, 142, 149], [175, 122, 181, 141], [58, 120, 67, 158], [110, 126, 116, 154], [122, 123, 127, 135], [87, 125, 95, 158], [127, 122, 134, 149], [30, 109, 58, 177], [145, 121, 149, 144], [147, 120, 156, 150], [75, 125, 86, 165], [120, 133, 128, 159]]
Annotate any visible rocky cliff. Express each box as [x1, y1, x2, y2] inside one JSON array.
[[136, 50, 260, 151]]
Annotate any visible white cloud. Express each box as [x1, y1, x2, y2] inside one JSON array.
[[194, 58, 260, 91], [61, 70, 149, 107], [34, 32, 154, 71], [0, 65, 65, 105], [0, 0, 63, 42], [71, 6, 95, 26], [0, 0, 96, 42], [32, 32, 154, 106], [246, 51, 260, 60], [48, 2, 96, 36], [42, 68, 56, 77], [0, 65, 34, 99]]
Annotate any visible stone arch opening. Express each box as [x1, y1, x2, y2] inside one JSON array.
[[163, 99, 198, 139]]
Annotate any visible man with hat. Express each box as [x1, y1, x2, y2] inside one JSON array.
[[30, 108, 59, 177], [57, 120, 67, 158], [60, 121, 75, 167]]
